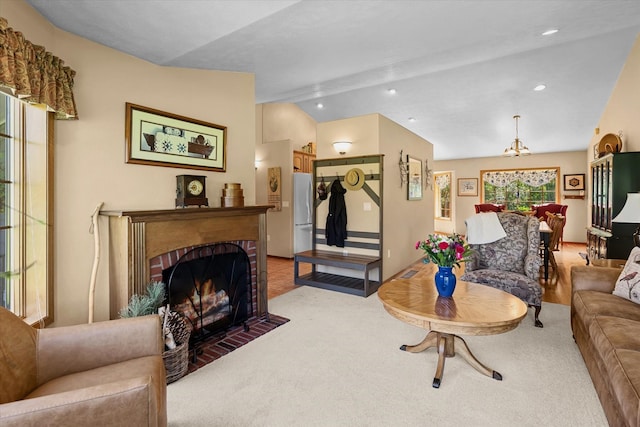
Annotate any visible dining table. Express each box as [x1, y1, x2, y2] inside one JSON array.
[[539, 220, 552, 281]]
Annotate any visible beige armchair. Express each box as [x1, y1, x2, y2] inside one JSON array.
[[0, 307, 167, 427]]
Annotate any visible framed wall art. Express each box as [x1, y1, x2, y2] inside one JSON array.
[[563, 173, 585, 191], [407, 155, 423, 200], [267, 167, 282, 211], [125, 102, 226, 172], [457, 178, 478, 196]]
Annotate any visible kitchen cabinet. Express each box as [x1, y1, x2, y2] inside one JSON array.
[[293, 150, 315, 173]]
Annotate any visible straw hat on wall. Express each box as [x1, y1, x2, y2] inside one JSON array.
[[343, 168, 365, 191]]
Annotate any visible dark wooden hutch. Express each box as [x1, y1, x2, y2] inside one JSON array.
[[588, 152, 640, 260]]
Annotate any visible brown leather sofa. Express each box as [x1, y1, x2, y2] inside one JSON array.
[[0, 307, 167, 427], [571, 266, 640, 427]]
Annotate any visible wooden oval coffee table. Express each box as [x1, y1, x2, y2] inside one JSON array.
[[378, 277, 527, 388]]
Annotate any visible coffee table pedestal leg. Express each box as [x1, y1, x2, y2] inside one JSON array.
[[400, 331, 502, 388]]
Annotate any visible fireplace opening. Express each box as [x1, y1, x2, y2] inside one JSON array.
[[163, 243, 253, 349]]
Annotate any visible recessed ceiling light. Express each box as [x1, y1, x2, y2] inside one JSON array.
[[387, 88, 397, 95], [408, 117, 416, 122], [534, 84, 546, 91], [542, 29, 558, 36], [316, 103, 324, 109]]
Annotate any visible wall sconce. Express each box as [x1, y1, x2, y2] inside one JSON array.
[[424, 158, 433, 190], [255, 159, 261, 169], [333, 141, 352, 155], [399, 149, 408, 187]]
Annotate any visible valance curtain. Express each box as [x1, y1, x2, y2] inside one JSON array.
[[482, 169, 556, 188], [0, 17, 77, 119], [435, 173, 450, 189]]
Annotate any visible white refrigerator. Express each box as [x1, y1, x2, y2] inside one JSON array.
[[293, 173, 313, 254]]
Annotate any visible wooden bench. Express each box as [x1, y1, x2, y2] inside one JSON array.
[[294, 249, 382, 297]]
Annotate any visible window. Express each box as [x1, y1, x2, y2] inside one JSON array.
[[0, 92, 54, 326], [481, 168, 559, 211], [434, 172, 452, 219]]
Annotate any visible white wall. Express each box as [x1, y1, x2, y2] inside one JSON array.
[[434, 151, 589, 243], [4, 1, 257, 326], [592, 34, 640, 154], [379, 115, 434, 279], [255, 103, 317, 258]]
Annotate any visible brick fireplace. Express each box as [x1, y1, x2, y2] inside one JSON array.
[[152, 241, 257, 334], [100, 206, 271, 320]]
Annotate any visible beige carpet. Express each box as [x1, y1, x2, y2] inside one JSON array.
[[167, 286, 607, 426]]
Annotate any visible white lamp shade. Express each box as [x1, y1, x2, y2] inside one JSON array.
[[612, 193, 640, 223]]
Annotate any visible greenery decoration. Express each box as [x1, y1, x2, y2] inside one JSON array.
[[119, 281, 166, 318]]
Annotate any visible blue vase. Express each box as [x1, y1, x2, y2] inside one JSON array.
[[434, 266, 456, 297]]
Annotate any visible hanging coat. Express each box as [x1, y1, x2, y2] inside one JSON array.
[[326, 178, 348, 247]]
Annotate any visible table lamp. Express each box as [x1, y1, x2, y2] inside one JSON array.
[[612, 192, 640, 248]]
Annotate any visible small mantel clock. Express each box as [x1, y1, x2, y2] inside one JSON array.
[[176, 175, 208, 208]]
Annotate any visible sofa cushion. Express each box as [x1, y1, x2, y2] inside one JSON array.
[[25, 356, 164, 399], [573, 290, 640, 326], [3, 376, 159, 427], [589, 316, 640, 425], [0, 307, 38, 404], [613, 247, 640, 304]]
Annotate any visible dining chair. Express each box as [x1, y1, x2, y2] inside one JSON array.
[[531, 203, 568, 248], [474, 203, 505, 213], [544, 212, 565, 279]]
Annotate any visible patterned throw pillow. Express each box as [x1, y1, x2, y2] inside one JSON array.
[[613, 246, 640, 304]]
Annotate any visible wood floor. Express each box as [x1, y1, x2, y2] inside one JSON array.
[[267, 242, 588, 305]]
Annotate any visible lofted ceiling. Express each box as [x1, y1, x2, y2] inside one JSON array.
[[26, 0, 640, 160]]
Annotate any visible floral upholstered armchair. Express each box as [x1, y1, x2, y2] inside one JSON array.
[[461, 212, 543, 327]]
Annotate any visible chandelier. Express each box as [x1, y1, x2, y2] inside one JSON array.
[[503, 115, 531, 157]]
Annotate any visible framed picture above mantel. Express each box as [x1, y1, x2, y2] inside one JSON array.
[[125, 103, 227, 172]]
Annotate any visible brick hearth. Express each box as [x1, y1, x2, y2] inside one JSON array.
[[186, 314, 289, 374]]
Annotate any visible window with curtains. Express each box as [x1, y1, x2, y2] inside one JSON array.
[[434, 172, 452, 219], [1, 15, 77, 325], [481, 168, 559, 211], [1, 91, 53, 326]]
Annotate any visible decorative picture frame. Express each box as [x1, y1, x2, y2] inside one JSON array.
[[125, 102, 226, 172], [563, 173, 585, 191], [457, 178, 478, 196], [407, 155, 423, 200], [267, 167, 282, 211]]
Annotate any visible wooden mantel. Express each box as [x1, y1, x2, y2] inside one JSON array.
[[100, 206, 272, 319]]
